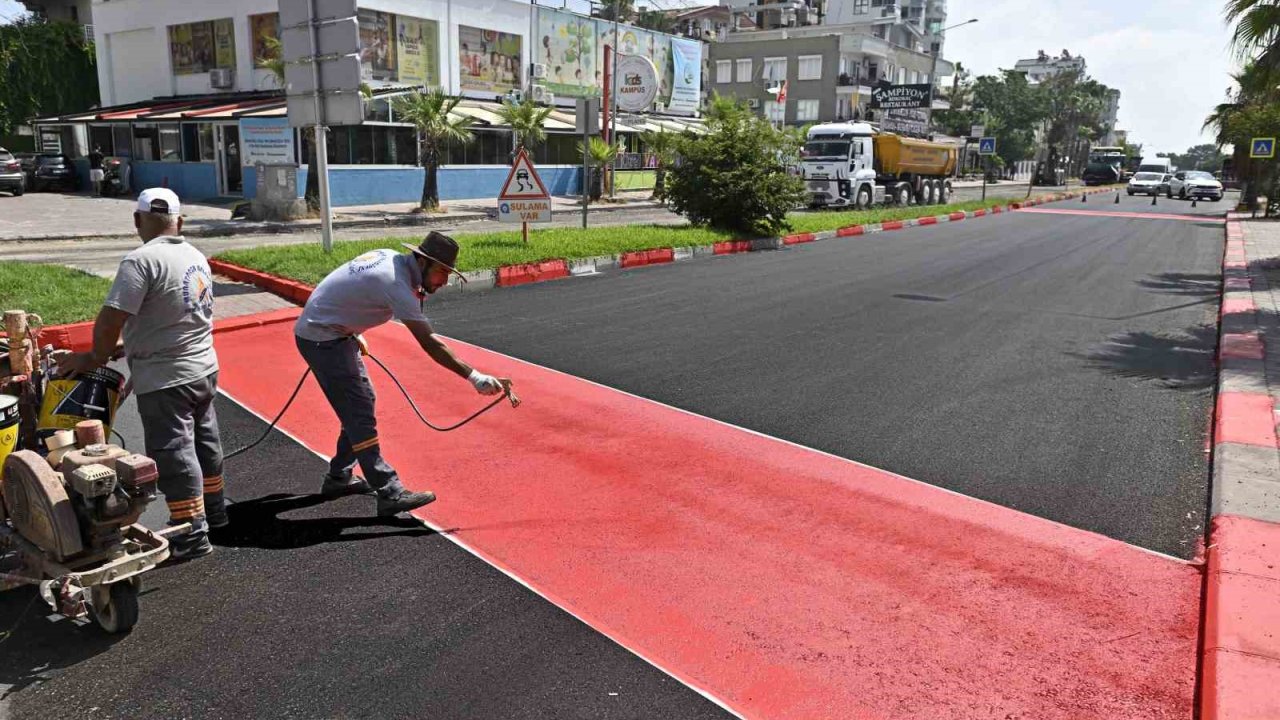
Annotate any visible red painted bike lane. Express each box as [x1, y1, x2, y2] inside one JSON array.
[[215, 319, 1200, 719]]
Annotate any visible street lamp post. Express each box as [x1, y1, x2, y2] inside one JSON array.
[[925, 18, 978, 134]]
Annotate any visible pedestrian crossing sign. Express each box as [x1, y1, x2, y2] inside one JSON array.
[[1251, 137, 1275, 159], [978, 137, 996, 155]]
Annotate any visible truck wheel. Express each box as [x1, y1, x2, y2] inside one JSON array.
[[923, 181, 936, 205], [855, 185, 872, 209], [896, 185, 912, 206], [939, 181, 951, 204]]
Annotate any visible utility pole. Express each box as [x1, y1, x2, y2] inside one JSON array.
[[924, 18, 978, 134]]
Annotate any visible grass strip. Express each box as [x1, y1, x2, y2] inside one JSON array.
[[217, 192, 1075, 286], [0, 262, 112, 325]]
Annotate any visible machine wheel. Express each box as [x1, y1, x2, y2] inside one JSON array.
[[855, 185, 872, 209], [92, 580, 140, 634], [895, 184, 912, 206]]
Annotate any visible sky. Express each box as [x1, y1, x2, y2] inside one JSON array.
[[945, 0, 1239, 155], [0, 0, 1240, 154]]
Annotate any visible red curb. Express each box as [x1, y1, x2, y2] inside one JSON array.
[[973, 209, 987, 217], [714, 240, 755, 254], [881, 220, 905, 231], [782, 232, 816, 245], [949, 212, 966, 221], [990, 205, 1003, 214], [1221, 332, 1265, 360], [1215, 392, 1278, 447], [212, 307, 302, 336], [209, 258, 313, 305], [36, 321, 96, 352], [1223, 297, 1258, 315], [1225, 276, 1251, 291], [619, 248, 674, 268], [1009, 202, 1022, 210], [1226, 261, 1248, 270], [1201, 515, 1280, 720], [496, 259, 570, 287], [916, 216, 938, 226], [836, 225, 866, 237]]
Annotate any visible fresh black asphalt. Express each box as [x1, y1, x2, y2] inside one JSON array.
[[0, 396, 731, 720], [423, 192, 1227, 558]]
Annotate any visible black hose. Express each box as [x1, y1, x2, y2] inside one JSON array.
[[224, 353, 510, 461]]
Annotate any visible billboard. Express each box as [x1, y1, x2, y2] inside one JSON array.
[[250, 13, 280, 68], [869, 83, 933, 110], [358, 9, 398, 81], [667, 37, 701, 114], [240, 117, 296, 166], [538, 8, 598, 98], [396, 16, 439, 87], [459, 25, 522, 93], [169, 19, 235, 75]]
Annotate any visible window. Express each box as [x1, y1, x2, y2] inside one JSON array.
[[765, 100, 786, 123], [181, 123, 216, 162], [113, 126, 132, 159], [89, 126, 114, 155], [168, 19, 236, 75], [798, 55, 822, 81], [735, 58, 752, 82], [716, 60, 732, 83], [853, 0, 870, 14], [795, 99, 819, 122], [763, 57, 787, 83], [132, 124, 160, 161], [158, 124, 182, 162], [250, 13, 280, 68], [897, 67, 907, 84]]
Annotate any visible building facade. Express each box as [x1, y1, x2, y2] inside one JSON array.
[[19, 0, 92, 26], [709, 0, 952, 126], [1012, 50, 1087, 83], [32, 0, 707, 205]]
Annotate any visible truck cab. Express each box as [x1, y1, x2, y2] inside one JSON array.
[[801, 123, 882, 209]]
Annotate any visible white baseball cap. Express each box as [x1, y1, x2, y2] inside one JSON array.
[[136, 187, 182, 215]]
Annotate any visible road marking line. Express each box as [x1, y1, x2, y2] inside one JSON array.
[[1017, 208, 1227, 223]]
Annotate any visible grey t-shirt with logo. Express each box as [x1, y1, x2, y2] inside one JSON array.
[[295, 249, 431, 342], [104, 236, 218, 395]]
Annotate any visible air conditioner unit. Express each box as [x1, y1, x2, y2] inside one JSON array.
[[531, 63, 548, 80], [530, 85, 551, 103], [505, 88, 524, 104], [747, 97, 761, 109], [210, 68, 235, 89]]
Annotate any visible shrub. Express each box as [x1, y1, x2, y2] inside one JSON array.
[[665, 98, 806, 236]]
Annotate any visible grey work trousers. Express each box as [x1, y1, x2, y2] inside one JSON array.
[[135, 371, 225, 533], [295, 335, 404, 497]]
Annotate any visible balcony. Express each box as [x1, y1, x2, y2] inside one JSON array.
[[839, 34, 892, 58]]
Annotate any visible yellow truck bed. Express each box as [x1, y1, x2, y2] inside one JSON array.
[[874, 133, 957, 177]]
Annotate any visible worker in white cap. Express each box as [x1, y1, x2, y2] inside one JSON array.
[[57, 187, 226, 560]]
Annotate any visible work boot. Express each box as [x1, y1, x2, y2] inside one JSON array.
[[376, 488, 436, 517], [321, 474, 374, 498], [169, 528, 213, 561], [205, 501, 230, 530]]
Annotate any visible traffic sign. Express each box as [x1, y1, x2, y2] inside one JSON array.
[[970, 124, 985, 139], [1251, 137, 1275, 159], [979, 137, 997, 155], [498, 148, 551, 223]]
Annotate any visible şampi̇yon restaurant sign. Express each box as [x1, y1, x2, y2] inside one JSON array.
[[869, 83, 933, 110]]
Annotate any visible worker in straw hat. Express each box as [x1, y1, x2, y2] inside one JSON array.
[[294, 231, 506, 516]]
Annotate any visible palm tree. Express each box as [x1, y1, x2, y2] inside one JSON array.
[[1226, 0, 1280, 71], [578, 136, 620, 201], [639, 129, 678, 203], [495, 97, 553, 158], [393, 90, 475, 212]]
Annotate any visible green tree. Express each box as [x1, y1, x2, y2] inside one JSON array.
[[393, 90, 476, 212], [970, 70, 1045, 169], [495, 97, 552, 155], [666, 97, 806, 236], [0, 19, 98, 138], [594, 0, 635, 22], [635, 9, 675, 33], [1159, 144, 1229, 172], [639, 128, 679, 203]]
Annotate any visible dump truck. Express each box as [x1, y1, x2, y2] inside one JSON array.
[[800, 122, 958, 209]]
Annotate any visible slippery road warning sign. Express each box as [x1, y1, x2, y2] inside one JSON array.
[[498, 148, 552, 223]]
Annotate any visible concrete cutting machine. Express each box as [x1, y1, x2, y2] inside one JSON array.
[[1, 309, 177, 633]]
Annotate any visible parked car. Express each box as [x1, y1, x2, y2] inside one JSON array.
[[1157, 173, 1173, 196], [31, 153, 77, 192], [1166, 170, 1224, 201], [0, 148, 25, 197], [13, 151, 38, 183], [1127, 171, 1165, 196]]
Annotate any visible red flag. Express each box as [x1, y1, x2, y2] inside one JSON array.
[[776, 80, 788, 104]]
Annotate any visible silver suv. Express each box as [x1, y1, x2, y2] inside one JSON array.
[[0, 148, 26, 197]]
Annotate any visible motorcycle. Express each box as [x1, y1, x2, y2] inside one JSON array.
[[100, 157, 130, 198]]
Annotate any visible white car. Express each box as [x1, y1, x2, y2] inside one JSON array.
[[1127, 171, 1165, 196], [1167, 170, 1224, 201]]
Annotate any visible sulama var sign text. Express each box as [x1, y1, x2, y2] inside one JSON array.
[[869, 83, 933, 110]]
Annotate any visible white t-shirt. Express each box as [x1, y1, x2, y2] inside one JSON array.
[[104, 236, 218, 395], [295, 249, 431, 342]]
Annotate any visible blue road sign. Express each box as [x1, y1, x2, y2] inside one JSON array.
[[979, 137, 997, 155], [1252, 137, 1275, 159]]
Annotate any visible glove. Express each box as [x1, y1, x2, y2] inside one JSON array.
[[468, 369, 503, 396]]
